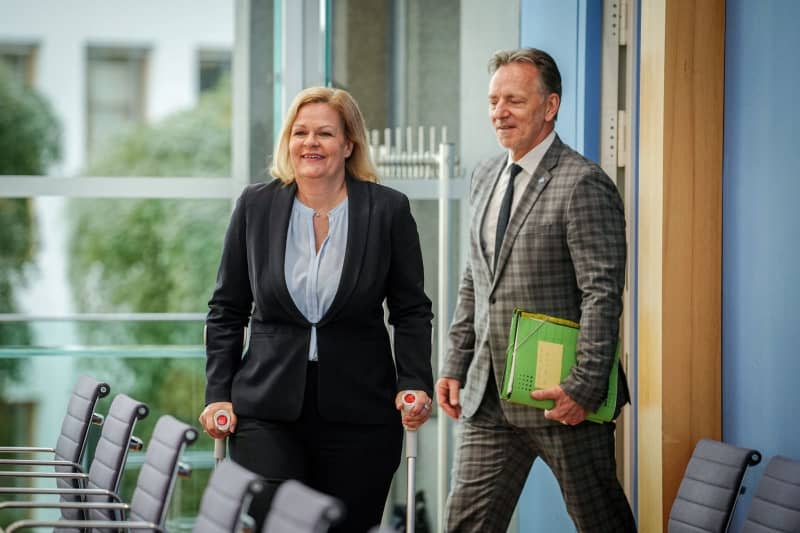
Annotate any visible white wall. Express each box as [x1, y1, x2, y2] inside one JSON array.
[[0, 0, 233, 175]]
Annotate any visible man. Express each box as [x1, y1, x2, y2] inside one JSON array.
[[436, 48, 636, 532]]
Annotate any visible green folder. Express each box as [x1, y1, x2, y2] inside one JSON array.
[[499, 308, 619, 423]]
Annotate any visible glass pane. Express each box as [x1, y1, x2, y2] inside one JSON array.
[[198, 50, 232, 94], [1, 4, 235, 179], [4, 197, 230, 345], [329, 0, 460, 143], [0, 52, 32, 85], [88, 50, 147, 160], [90, 56, 141, 105]]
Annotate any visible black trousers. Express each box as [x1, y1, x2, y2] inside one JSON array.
[[229, 362, 403, 533]]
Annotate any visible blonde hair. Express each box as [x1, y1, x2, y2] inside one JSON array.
[[271, 87, 378, 184]]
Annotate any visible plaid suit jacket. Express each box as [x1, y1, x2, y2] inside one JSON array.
[[442, 135, 629, 427]]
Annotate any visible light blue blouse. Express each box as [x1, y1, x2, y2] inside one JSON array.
[[284, 197, 349, 361]]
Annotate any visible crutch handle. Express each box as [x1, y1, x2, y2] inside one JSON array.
[[213, 409, 231, 463], [401, 392, 419, 457]]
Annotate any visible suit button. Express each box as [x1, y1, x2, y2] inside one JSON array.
[[490, 297, 496, 304]]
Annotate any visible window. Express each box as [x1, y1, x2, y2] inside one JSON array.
[[86, 47, 148, 159], [198, 49, 231, 93], [2, 3, 235, 527], [0, 42, 36, 86], [329, 0, 459, 141]]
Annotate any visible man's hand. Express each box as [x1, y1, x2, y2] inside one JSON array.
[[531, 386, 587, 426], [435, 377, 462, 420], [198, 401, 237, 439]]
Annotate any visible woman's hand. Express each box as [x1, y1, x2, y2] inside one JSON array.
[[198, 401, 237, 439], [395, 390, 433, 431]]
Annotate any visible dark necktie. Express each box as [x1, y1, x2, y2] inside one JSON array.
[[494, 163, 523, 271]]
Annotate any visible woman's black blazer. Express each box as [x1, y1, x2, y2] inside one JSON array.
[[205, 176, 433, 424]]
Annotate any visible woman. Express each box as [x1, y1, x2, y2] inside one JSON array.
[[198, 87, 434, 532]]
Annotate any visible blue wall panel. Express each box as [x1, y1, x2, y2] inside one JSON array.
[[724, 0, 800, 529], [518, 1, 601, 531]]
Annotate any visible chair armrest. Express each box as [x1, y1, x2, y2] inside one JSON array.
[[129, 435, 144, 452], [91, 412, 105, 426], [0, 486, 121, 502], [177, 461, 192, 478], [0, 447, 55, 455], [0, 500, 129, 512], [0, 459, 83, 471], [6, 519, 164, 533], [0, 471, 89, 480]]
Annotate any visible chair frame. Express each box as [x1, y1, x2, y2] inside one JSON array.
[[2, 414, 197, 533], [0, 393, 149, 524]]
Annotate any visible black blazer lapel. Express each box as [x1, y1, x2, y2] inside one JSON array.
[[318, 176, 370, 326], [266, 181, 308, 323]]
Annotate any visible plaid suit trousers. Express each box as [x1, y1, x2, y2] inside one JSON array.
[[444, 376, 636, 532]]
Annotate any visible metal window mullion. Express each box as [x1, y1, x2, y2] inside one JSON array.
[[0, 313, 206, 323], [600, 0, 621, 179], [0, 176, 238, 199]]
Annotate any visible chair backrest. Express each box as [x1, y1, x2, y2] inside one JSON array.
[[741, 455, 800, 532], [668, 438, 762, 533], [126, 415, 198, 530], [82, 394, 149, 522], [262, 480, 345, 533], [53, 375, 111, 522], [53, 374, 111, 467], [193, 459, 264, 533]]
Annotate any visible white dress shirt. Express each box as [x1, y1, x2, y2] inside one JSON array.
[[481, 130, 556, 270], [285, 197, 348, 361]]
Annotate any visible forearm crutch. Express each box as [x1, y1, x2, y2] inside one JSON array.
[[401, 391, 419, 533]]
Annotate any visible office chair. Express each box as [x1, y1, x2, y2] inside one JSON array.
[[262, 479, 345, 533], [193, 459, 264, 533], [0, 374, 110, 468], [0, 374, 110, 524], [668, 438, 762, 533], [3, 414, 198, 533], [741, 454, 800, 532], [0, 393, 148, 526]]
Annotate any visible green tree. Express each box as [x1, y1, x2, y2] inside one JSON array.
[[68, 79, 231, 334], [0, 63, 60, 384]]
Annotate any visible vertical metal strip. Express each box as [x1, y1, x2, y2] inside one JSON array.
[[436, 142, 453, 533]]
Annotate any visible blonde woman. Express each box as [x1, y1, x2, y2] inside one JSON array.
[[199, 87, 433, 532]]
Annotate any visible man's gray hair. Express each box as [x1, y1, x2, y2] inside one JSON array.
[[489, 48, 562, 98]]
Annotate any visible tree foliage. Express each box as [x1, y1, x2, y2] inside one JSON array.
[[66, 79, 233, 446], [0, 64, 60, 175], [0, 63, 61, 390], [68, 79, 232, 342]]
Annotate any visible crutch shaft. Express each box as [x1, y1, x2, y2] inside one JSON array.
[[406, 456, 416, 533]]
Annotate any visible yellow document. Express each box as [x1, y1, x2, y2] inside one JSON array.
[[534, 340, 564, 389]]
